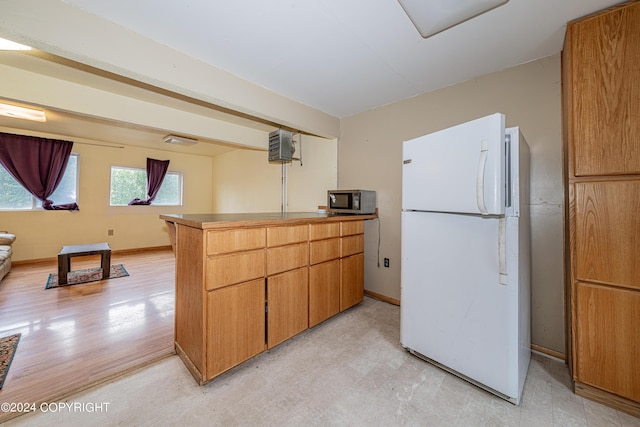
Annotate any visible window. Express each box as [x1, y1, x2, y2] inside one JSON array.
[[110, 166, 182, 206], [0, 153, 78, 210]]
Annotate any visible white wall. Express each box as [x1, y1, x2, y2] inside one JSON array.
[[339, 55, 565, 353], [2, 131, 214, 261], [212, 135, 337, 213]]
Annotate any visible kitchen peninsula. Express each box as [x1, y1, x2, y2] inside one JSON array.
[[160, 211, 377, 385]]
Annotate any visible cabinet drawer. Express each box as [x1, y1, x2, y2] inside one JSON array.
[[207, 228, 265, 255], [341, 234, 364, 257], [341, 220, 364, 236], [206, 249, 265, 290], [309, 222, 340, 241], [267, 225, 308, 247], [310, 238, 340, 265], [267, 243, 308, 275]]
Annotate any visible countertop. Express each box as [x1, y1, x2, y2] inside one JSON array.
[[159, 211, 377, 230]]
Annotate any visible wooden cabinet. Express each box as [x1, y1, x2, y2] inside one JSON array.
[[267, 267, 309, 348], [165, 213, 374, 385], [207, 278, 266, 379], [309, 259, 340, 327], [340, 221, 365, 311], [266, 225, 309, 347], [309, 222, 341, 327], [563, 1, 640, 416], [575, 283, 640, 403]]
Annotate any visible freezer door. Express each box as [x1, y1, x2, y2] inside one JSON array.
[[402, 113, 505, 215], [400, 211, 521, 400]]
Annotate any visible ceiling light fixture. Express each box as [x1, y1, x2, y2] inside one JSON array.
[[0, 37, 32, 50], [0, 102, 46, 122], [397, 0, 509, 38], [163, 134, 198, 146]]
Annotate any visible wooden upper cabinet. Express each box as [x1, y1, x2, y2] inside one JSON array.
[[575, 181, 640, 290], [567, 3, 640, 176]]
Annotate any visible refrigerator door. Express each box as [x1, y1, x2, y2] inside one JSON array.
[[402, 113, 505, 215], [400, 210, 521, 401]]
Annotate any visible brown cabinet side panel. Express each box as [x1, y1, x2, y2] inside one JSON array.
[[309, 260, 340, 327], [570, 3, 640, 176], [341, 253, 364, 311], [576, 282, 640, 402], [175, 225, 205, 377], [267, 267, 309, 348], [207, 279, 266, 379], [575, 181, 640, 289]]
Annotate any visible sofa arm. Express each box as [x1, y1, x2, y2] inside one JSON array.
[[0, 233, 16, 246]]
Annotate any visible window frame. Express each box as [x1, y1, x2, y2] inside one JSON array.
[[109, 165, 183, 207]]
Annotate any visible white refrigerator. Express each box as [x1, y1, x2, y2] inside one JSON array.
[[400, 113, 531, 404]]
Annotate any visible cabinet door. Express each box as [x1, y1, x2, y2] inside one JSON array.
[[341, 253, 364, 311], [568, 3, 640, 176], [267, 267, 309, 348], [576, 282, 640, 402], [309, 259, 340, 327], [575, 181, 640, 289], [207, 279, 266, 379]]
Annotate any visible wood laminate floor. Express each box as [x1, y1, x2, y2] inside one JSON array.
[[0, 248, 175, 423]]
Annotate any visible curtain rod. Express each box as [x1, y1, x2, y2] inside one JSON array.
[[74, 141, 125, 149]]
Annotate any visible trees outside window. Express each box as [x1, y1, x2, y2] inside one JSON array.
[[0, 153, 78, 210], [110, 166, 182, 206]]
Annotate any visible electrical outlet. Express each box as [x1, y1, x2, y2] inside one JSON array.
[[107, 229, 114, 236], [384, 258, 390, 268]]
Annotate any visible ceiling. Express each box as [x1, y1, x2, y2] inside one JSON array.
[[60, 0, 620, 118], [0, 0, 622, 155]]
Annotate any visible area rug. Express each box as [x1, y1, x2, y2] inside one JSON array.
[[0, 333, 20, 389], [45, 264, 129, 289]]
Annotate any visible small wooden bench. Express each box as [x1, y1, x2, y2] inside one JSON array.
[[58, 242, 111, 285]]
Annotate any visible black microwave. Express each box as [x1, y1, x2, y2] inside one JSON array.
[[327, 190, 376, 214]]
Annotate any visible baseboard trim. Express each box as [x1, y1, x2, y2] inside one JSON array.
[[364, 290, 400, 306], [12, 245, 173, 266], [531, 344, 566, 362], [575, 382, 640, 418]]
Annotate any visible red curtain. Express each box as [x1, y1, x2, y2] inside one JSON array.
[[128, 158, 170, 205], [0, 132, 79, 211]]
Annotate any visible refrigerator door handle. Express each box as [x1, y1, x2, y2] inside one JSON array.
[[498, 218, 507, 285], [476, 139, 489, 215]]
